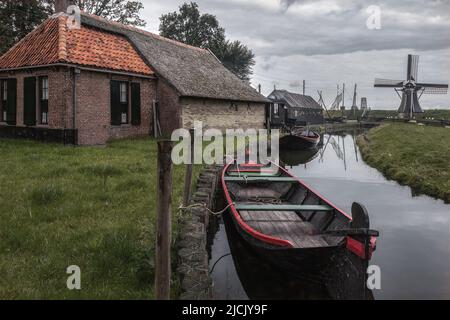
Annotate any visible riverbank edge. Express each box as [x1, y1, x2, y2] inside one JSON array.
[[356, 125, 450, 204], [176, 165, 222, 299]]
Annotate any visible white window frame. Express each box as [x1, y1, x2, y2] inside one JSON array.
[[273, 103, 279, 116], [120, 82, 128, 104], [41, 77, 49, 101]]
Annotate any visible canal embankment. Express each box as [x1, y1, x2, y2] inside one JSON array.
[[357, 123, 450, 203], [177, 165, 222, 299]]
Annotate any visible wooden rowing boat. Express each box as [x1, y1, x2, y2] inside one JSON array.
[[280, 130, 320, 150], [221, 162, 379, 294]]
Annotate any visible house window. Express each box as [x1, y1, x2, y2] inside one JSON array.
[[111, 81, 130, 125], [40, 77, 49, 124], [273, 103, 279, 116], [294, 110, 298, 117]]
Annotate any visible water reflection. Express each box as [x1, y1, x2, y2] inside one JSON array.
[[209, 129, 450, 299]]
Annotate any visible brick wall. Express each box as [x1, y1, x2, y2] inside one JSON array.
[[0, 67, 71, 128], [180, 97, 266, 130], [75, 70, 156, 145], [0, 67, 156, 145]]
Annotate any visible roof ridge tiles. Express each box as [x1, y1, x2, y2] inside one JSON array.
[[57, 15, 68, 62], [81, 12, 208, 54]]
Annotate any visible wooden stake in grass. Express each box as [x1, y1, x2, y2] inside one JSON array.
[[155, 140, 173, 300], [182, 129, 195, 207]]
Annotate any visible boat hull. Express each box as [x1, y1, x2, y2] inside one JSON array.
[[224, 212, 372, 299], [280, 133, 320, 150]]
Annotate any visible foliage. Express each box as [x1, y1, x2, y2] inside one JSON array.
[[0, 0, 51, 55], [159, 2, 255, 81]]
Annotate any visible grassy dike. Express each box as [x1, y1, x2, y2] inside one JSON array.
[[0, 138, 201, 299], [357, 123, 450, 203]]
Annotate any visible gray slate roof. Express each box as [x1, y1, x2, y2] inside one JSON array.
[[81, 13, 268, 103], [267, 90, 322, 110]]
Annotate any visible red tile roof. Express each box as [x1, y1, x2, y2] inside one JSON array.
[[0, 15, 153, 76]]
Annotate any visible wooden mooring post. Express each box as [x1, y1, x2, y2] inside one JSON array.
[[182, 129, 195, 207], [155, 140, 174, 300]]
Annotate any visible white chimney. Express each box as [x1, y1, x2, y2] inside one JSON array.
[[55, 0, 73, 13]]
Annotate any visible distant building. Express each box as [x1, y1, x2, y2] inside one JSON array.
[[267, 89, 324, 127]]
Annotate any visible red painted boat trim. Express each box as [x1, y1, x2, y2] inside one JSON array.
[[346, 236, 377, 260], [222, 163, 294, 248]]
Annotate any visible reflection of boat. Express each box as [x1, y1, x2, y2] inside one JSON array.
[[280, 147, 320, 166], [280, 130, 320, 150], [221, 162, 379, 298], [222, 213, 331, 299]]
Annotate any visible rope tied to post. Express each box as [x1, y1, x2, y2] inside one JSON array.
[[178, 202, 235, 216]]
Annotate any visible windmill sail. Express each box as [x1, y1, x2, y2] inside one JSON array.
[[407, 54, 419, 81]]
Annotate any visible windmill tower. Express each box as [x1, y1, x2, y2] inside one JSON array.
[[374, 54, 448, 119]]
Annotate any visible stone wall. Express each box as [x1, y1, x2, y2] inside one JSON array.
[[180, 97, 266, 130], [177, 165, 222, 300]]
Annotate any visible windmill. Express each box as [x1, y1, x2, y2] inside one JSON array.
[[374, 54, 448, 119]]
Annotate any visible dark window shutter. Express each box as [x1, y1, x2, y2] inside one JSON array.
[[24, 77, 37, 126], [6, 79, 17, 125], [110, 81, 121, 125], [131, 83, 141, 125]]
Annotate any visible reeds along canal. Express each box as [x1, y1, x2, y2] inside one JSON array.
[[207, 129, 450, 300]]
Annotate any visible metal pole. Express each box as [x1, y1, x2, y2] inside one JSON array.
[[155, 140, 174, 300]]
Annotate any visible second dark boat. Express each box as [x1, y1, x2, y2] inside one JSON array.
[[280, 129, 320, 150]]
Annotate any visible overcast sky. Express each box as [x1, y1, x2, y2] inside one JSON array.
[[140, 0, 450, 109]]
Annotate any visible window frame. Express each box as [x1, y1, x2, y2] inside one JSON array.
[[273, 103, 279, 116], [39, 76, 49, 125]]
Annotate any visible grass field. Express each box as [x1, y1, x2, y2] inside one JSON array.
[[357, 123, 450, 203], [0, 137, 201, 299]]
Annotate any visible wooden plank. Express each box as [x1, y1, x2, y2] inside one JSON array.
[[155, 141, 173, 300], [235, 204, 333, 212]]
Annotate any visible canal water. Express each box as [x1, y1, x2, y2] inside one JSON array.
[[208, 130, 450, 299]]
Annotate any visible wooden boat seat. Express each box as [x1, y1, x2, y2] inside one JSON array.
[[235, 203, 333, 212], [240, 209, 331, 248]]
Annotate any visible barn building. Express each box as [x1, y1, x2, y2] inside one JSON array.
[[267, 89, 324, 127], [0, 10, 267, 145]]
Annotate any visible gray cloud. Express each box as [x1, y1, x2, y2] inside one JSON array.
[[140, 0, 450, 109]]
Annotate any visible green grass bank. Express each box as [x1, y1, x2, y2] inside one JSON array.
[[0, 138, 201, 299], [357, 123, 450, 203]]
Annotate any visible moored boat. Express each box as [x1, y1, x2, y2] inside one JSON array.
[[280, 129, 320, 150], [221, 162, 379, 297]]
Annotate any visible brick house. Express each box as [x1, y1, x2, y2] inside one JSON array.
[[0, 10, 268, 145]]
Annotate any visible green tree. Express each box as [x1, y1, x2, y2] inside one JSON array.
[[0, 0, 146, 55], [216, 40, 256, 82], [0, 1, 51, 55], [159, 2, 255, 81], [70, 0, 146, 27]]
